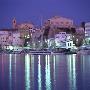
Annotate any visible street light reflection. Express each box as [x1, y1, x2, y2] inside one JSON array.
[[45, 55, 51, 90], [38, 55, 42, 90], [25, 54, 30, 90], [9, 54, 12, 90], [67, 55, 77, 90]]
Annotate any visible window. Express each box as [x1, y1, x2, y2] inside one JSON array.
[[89, 40, 90, 44], [66, 22, 69, 24], [70, 43, 71, 46], [68, 43, 69, 46]]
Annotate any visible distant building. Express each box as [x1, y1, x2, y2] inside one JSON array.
[[44, 16, 73, 28], [43, 16, 75, 40]]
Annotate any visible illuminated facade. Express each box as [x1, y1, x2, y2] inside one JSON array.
[[0, 30, 10, 46], [85, 22, 90, 37], [0, 29, 24, 49], [84, 22, 90, 44], [43, 16, 75, 41], [55, 32, 74, 49], [12, 30, 24, 46], [12, 18, 38, 47]]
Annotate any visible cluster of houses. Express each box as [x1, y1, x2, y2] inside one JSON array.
[[0, 16, 90, 51]]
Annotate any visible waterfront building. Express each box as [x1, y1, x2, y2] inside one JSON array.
[[31, 28, 42, 49], [43, 16, 76, 50], [0, 16, 78, 50], [84, 22, 90, 45], [85, 22, 90, 37], [43, 16, 75, 40], [12, 18, 37, 47], [0, 30, 10, 48], [12, 30, 24, 46], [55, 32, 74, 49], [0, 29, 24, 50]]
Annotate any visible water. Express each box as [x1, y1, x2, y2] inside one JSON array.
[[0, 54, 90, 90]]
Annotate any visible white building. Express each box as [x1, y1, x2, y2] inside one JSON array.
[[84, 22, 90, 44], [55, 32, 74, 49], [85, 22, 90, 37]]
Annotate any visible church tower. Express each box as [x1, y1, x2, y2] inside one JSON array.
[[12, 18, 17, 29]]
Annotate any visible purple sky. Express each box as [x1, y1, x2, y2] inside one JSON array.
[[0, 0, 90, 28]]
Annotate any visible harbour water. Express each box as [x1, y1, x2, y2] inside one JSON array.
[[0, 54, 90, 90]]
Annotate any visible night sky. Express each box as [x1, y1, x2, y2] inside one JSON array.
[[0, 0, 90, 28]]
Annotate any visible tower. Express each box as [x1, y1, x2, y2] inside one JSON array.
[[12, 18, 17, 29]]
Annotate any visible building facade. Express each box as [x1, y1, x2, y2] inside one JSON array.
[[55, 32, 74, 49], [84, 22, 90, 44], [44, 16, 73, 28], [0, 29, 24, 49]]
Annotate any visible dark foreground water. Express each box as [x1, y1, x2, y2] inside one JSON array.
[[0, 54, 90, 90]]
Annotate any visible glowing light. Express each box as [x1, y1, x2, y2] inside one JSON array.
[[76, 39, 78, 42], [9, 46, 13, 50], [27, 35, 30, 38], [31, 33, 32, 37]]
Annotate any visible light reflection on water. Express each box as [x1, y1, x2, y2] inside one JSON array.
[[0, 54, 90, 90], [38, 55, 41, 90], [67, 54, 77, 90], [9, 54, 12, 90], [45, 55, 51, 90], [25, 54, 30, 90]]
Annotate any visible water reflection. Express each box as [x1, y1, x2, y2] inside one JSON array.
[[25, 54, 30, 90], [38, 55, 42, 90], [53, 55, 56, 90], [1, 54, 90, 90], [9, 54, 12, 90], [67, 54, 77, 90], [45, 55, 51, 90]]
